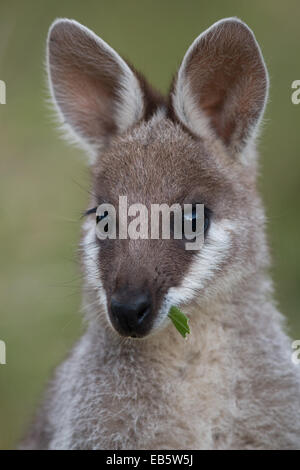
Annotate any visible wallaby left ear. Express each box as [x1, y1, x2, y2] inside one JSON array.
[[47, 19, 155, 163], [171, 18, 269, 160]]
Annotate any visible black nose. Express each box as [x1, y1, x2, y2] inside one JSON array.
[[110, 290, 152, 337]]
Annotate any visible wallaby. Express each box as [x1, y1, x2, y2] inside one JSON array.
[[21, 17, 300, 450]]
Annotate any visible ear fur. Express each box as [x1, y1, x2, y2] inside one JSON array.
[[47, 19, 159, 162], [171, 18, 269, 161]]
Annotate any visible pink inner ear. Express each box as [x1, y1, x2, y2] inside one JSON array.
[[57, 69, 118, 140], [182, 20, 268, 149]]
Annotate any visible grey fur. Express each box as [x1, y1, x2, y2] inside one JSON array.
[[20, 18, 300, 449]]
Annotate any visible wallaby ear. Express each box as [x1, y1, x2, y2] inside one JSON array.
[[47, 19, 147, 162], [171, 18, 269, 161]]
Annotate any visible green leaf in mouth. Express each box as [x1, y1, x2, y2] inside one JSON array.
[[167, 306, 190, 338]]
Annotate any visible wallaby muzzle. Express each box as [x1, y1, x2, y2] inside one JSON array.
[[109, 287, 153, 337]]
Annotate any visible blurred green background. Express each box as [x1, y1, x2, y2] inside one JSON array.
[[0, 0, 300, 449]]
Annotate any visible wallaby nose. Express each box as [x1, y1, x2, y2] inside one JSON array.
[[110, 290, 152, 337]]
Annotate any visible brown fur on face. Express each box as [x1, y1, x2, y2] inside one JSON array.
[[85, 115, 265, 333], [48, 17, 269, 334]]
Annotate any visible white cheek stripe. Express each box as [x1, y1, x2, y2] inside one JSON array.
[[166, 220, 232, 306], [81, 219, 108, 314]]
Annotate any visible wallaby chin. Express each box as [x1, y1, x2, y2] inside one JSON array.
[[20, 18, 300, 450]]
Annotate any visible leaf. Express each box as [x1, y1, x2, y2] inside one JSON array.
[[168, 306, 190, 338]]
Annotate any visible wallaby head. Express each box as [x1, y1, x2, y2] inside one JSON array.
[[47, 18, 269, 339]]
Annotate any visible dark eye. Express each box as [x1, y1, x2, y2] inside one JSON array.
[[182, 204, 211, 236], [96, 211, 109, 232]]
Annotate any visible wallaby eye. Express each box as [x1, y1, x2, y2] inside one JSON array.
[[83, 206, 109, 234], [96, 211, 109, 233], [182, 204, 210, 236]]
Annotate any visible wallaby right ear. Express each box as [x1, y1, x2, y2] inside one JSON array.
[[171, 18, 269, 162], [47, 19, 146, 162]]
